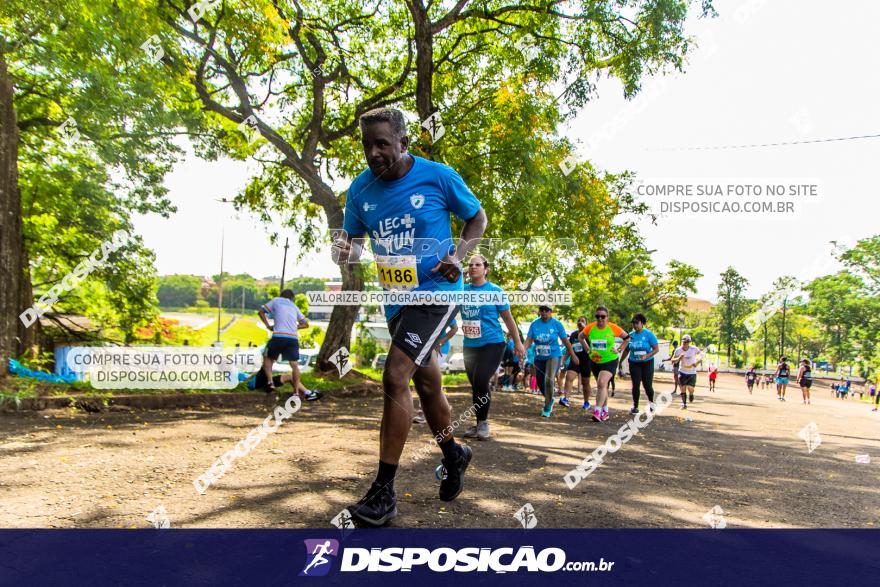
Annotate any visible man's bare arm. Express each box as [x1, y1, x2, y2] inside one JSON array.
[[431, 207, 488, 282]]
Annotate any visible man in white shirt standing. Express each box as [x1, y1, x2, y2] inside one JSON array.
[[670, 334, 703, 410], [257, 289, 314, 398]]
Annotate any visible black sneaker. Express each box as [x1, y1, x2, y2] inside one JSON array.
[[689, 393, 694, 402], [348, 482, 397, 527], [438, 444, 473, 502]]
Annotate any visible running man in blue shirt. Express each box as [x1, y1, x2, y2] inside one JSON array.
[[332, 108, 487, 526], [523, 306, 578, 417]]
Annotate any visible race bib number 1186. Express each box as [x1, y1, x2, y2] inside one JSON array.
[[376, 255, 418, 290]]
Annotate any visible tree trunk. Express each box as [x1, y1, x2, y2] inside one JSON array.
[[16, 236, 36, 357], [313, 184, 365, 373], [316, 260, 364, 373], [762, 321, 768, 370], [0, 51, 25, 376], [409, 1, 435, 157]]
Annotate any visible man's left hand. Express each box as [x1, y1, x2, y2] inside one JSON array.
[[431, 254, 462, 283]]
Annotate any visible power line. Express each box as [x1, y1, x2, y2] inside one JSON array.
[[647, 132, 880, 152]]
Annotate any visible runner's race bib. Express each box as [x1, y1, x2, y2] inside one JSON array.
[[376, 255, 418, 290], [633, 350, 646, 360], [591, 339, 608, 350], [536, 345, 551, 357], [462, 320, 482, 339], [572, 342, 583, 353]]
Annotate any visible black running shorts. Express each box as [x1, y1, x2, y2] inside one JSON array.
[[388, 304, 458, 367], [679, 373, 697, 387], [566, 354, 591, 377], [590, 358, 618, 379], [266, 336, 300, 362]]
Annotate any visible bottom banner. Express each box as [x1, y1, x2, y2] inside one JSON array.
[[0, 529, 877, 585]]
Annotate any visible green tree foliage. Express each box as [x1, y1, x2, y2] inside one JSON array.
[[1, 0, 199, 368], [716, 267, 749, 362], [839, 234, 880, 293], [157, 275, 203, 307], [285, 277, 327, 295], [804, 272, 867, 370], [155, 0, 714, 368]]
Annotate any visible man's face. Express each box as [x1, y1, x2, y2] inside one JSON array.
[[361, 121, 408, 177]]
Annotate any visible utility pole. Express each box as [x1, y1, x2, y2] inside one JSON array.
[[762, 321, 768, 370], [280, 237, 290, 289], [779, 295, 787, 359], [216, 228, 225, 344]]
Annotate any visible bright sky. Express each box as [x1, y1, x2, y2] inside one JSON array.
[[132, 0, 880, 302]]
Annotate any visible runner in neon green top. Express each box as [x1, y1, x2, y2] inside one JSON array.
[[578, 305, 630, 422]]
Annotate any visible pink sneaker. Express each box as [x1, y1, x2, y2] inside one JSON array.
[[600, 410, 610, 422], [591, 409, 602, 422]]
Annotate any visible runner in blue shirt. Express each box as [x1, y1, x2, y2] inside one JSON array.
[[523, 306, 578, 417], [458, 254, 525, 440], [623, 313, 660, 414], [333, 108, 487, 527], [435, 318, 458, 369]]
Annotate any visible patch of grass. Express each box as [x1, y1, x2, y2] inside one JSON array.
[[0, 388, 35, 409], [353, 367, 468, 386], [354, 367, 383, 382], [442, 372, 469, 386], [300, 373, 353, 391], [219, 317, 268, 348]]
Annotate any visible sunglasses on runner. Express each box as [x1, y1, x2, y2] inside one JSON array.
[[595, 314, 607, 319]]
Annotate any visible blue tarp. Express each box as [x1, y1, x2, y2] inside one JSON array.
[[8, 358, 77, 384]]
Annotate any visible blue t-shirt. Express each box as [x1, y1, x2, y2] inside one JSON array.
[[342, 156, 481, 321], [627, 328, 658, 362], [440, 318, 457, 355], [461, 282, 509, 348], [507, 339, 520, 364], [527, 317, 568, 359]]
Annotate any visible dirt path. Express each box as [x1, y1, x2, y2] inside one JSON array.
[[1, 374, 878, 529]]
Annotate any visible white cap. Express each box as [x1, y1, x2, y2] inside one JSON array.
[[682, 334, 692, 342]]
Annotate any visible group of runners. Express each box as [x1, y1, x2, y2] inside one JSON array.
[[255, 106, 877, 529]]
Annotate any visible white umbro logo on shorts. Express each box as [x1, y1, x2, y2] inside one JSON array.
[[405, 332, 422, 347]]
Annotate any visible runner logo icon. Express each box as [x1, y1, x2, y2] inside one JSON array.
[[405, 332, 422, 347], [300, 539, 340, 577], [410, 193, 425, 209]]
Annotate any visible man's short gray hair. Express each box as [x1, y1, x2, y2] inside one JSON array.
[[359, 108, 407, 138]]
